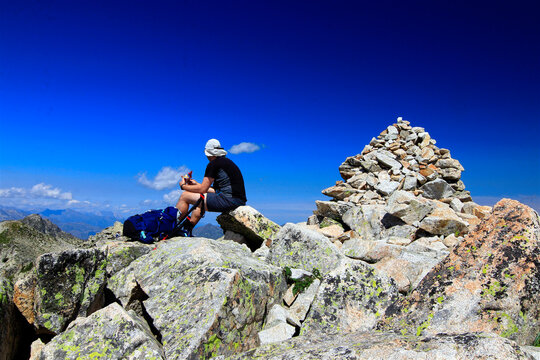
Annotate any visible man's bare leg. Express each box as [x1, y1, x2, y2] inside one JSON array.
[[175, 191, 208, 226]]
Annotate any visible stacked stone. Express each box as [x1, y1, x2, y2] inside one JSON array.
[[326, 117, 470, 206], [308, 118, 492, 293]]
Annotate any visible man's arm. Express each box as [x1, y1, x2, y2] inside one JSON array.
[[181, 177, 214, 194]]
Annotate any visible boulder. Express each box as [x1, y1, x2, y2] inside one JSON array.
[[0, 277, 17, 360], [102, 241, 152, 276], [374, 180, 399, 196], [108, 237, 287, 359], [385, 191, 435, 225], [257, 322, 296, 346], [420, 178, 455, 200], [87, 221, 127, 244], [288, 279, 320, 326], [262, 304, 289, 329], [215, 331, 533, 359], [300, 260, 399, 335], [321, 184, 360, 200], [35, 303, 165, 359], [217, 206, 280, 251], [0, 216, 85, 280], [372, 250, 443, 294], [375, 151, 402, 170], [267, 223, 345, 275], [342, 205, 386, 241], [20, 248, 108, 335], [419, 202, 469, 236], [378, 199, 540, 346], [314, 200, 352, 221], [340, 238, 402, 262]]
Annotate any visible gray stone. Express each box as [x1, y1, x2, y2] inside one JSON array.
[[386, 236, 413, 246], [341, 238, 402, 262], [217, 206, 281, 250], [419, 203, 469, 236], [416, 172, 427, 185], [420, 178, 455, 200], [450, 198, 464, 213], [339, 162, 357, 180], [451, 180, 466, 191], [216, 331, 532, 360], [102, 241, 152, 277], [88, 221, 127, 244], [378, 199, 540, 345], [384, 224, 417, 240], [263, 304, 289, 329], [406, 132, 418, 142], [375, 152, 402, 170], [223, 230, 250, 247], [373, 249, 445, 293], [108, 237, 286, 359], [315, 200, 352, 221], [454, 190, 473, 202], [387, 125, 399, 135], [436, 158, 464, 170], [342, 205, 386, 241], [385, 191, 435, 225], [267, 223, 346, 275], [257, 322, 296, 345], [461, 201, 478, 215], [403, 175, 417, 191], [375, 180, 399, 196], [522, 346, 540, 360], [406, 237, 449, 256], [346, 173, 369, 188], [322, 184, 361, 200], [300, 261, 399, 335], [283, 286, 297, 307], [27, 248, 107, 335], [443, 234, 461, 248], [35, 303, 165, 359], [289, 268, 313, 280], [440, 167, 462, 181], [288, 279, 320, 326], [377, 171, 391, 182]]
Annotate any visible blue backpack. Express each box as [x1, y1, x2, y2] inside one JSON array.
[[123, 207, 180, 243]]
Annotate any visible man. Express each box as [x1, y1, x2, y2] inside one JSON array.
[[176, 139, 247, 232]]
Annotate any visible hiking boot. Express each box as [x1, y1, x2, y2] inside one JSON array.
[[182, 221, 195, 237]]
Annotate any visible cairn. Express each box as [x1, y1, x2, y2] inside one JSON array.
[[307, 117, 492, 292]]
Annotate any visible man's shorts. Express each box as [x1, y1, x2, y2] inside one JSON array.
[[206, 192, 245, 212]]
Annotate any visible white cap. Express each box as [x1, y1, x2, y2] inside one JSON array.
[[204, 139, 227, 157]]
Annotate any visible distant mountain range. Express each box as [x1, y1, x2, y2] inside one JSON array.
[[193, 223, 223, 239], [0, 206, 223, 240], [0, 206, 121, 239]]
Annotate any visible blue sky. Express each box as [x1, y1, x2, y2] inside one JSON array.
[[1, 0, 539, 225]]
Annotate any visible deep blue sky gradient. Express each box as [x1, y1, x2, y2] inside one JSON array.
[[1, 0, 539, 223]]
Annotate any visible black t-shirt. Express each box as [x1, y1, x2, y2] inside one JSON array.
[[204, 157, 247, 202]]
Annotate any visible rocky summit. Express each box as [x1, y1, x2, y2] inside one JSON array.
[[0, 118, 538, 360]]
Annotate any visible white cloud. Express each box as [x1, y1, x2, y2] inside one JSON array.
[[229, 142, 261, 154], [0, 187, 26, 197], [137, 166, 190, 190], [0, 183, 73, 201], [30, 183, 72, 200], [0, 183, 90, 211], [163, 190, 182, 204]]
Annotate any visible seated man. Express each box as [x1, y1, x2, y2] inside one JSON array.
[[176, 139, 247, 232]]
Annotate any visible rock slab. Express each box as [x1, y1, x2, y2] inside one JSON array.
[[378, 199, 540, 346]]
